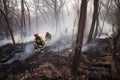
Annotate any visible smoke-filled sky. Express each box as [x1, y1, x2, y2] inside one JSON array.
[[0, 0, 113, 46]]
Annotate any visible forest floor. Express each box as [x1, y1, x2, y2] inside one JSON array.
[[0, 38, 120, 80]]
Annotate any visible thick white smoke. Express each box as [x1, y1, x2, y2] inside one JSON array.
[[0, 0, 114, 64], [3, 43, 34, 64]]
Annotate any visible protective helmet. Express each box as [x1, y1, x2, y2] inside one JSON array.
[[46, 32, 49, 34], [34, 33, 38, 37]]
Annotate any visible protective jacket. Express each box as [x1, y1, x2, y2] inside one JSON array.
[[35, 36, 45, 46], [45, 32, 51, 40]]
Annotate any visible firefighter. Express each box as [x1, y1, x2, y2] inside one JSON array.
[[34, 33, 45, 53], [45, 32, 52, 41]]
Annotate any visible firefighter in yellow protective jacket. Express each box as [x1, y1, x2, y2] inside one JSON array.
[[45, 32, 52, 41], [34, 33, 45, 53]]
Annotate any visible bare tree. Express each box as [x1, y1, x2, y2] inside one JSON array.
[[1, 0, 16, 45], [21, 0, 26, 36], [98, 0, 113, 37], [33, 0, 39, 31], [72, 0, 87, 79], [24, 2, 31, 33], [87, 0, 99, 43], [43, 0, 65, 32], [100, 0, 120, 79], [110, 0, 120, 79]]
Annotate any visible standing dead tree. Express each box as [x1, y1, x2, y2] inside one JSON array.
[[72, 0, 87, 79], [110, 0, 120, 79], [33, 0, 39, 31], [98, 0, 113, 37], [0, 0, 16, 45], [110, 30, 120, 80], [21, 0, 26, 36], [43, 0, 65, 32], [100, 0, 120, 79], [87, 0, 99, 43], [24, 2, 31, 33]]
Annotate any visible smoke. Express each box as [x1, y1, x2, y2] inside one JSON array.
[[0, 0, 115, 64], [0, 0, 113, 46], [4, 43, 34, 64], [46, 34, 76, 52]]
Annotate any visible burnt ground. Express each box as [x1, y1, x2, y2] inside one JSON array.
[[0, 38, 120, 80]]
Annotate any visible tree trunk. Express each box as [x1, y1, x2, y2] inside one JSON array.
[[25, 2, 31, 34], [111, 31, 120, 80], [87, 0, 99, 43], [2, 0, 15, 45], [36, 9, 38, 31], [72, 0, 87, 79], [21, 0, 26, 36], [93, 17, 99, 39]]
